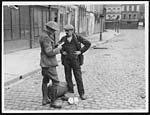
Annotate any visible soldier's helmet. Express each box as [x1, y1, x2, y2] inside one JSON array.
[[45, 21, 59, 31], [64, 24, 74, 30]]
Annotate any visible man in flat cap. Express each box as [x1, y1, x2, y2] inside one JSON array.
[[59, 24, 91, 100], [39, 21, 62, 108]]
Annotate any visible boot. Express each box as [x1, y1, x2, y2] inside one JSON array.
[[50, 87, 62, 108], [80, 94, 87, 100], [42, 83, 50, 105], [42, 98, 51, 105]]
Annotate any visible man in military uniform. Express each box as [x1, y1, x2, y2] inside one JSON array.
[[59, 24, 91, 100], [39, 21, 62, 108]]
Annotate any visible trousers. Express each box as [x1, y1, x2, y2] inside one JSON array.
[[63, 57, 84, 96], [42, 67, 59, 85], [41, 66, 60, 104]]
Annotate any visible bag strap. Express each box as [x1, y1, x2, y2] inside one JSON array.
[[73, 33, 81, 50]]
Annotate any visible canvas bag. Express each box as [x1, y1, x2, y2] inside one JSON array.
[[47, 82, 68, 99]]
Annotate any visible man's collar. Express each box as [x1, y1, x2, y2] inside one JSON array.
[[44, 31, 55, 43]]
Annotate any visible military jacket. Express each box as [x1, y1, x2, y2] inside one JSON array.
[[39, 31, 60, 67]]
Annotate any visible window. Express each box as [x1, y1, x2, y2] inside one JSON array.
[[126, 5, 129, 11], [106, 15, 110, 20], [107, 14, 113, 20], [116, 15, 120, 20], [113, 8, 116, 12], [133, 14, 137, 19], [132, 5, 134, 11], [122, 14, 126, 19], [50, 8, 58, 22], [129, 6, 132, 11], [117, 7, 120, 12], [108, 8, 111, 10], [122, 6, 124, 11], [129, 14, 131, 19], [107, 7, 111, 12], [54, 12, 58, 22], [136, 5, 140, 11]]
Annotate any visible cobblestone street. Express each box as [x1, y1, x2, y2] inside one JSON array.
[[4, 30, 147, 112]]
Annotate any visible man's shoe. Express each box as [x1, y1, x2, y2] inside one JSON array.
[[50, 101, 62, 108], [80, 95, 87, 100], [42, 98, 50, 105]]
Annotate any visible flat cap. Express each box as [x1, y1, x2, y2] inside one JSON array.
[[64, 24, 74, 30]]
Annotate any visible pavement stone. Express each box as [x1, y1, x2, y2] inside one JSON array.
[[3, 29, 147, 112]]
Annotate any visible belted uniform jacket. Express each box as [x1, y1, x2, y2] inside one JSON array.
[[39, 31, 60, 67]]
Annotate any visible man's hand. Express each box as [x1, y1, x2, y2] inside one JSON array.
[[55, 42, 64, 49], [62, 51, 67, 55], [74, 51, 81, 55], [57, 44, 62, 50], [59, 42, 64, 46]]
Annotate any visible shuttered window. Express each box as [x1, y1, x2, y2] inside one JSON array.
[[11, 8, 20, 40], [4, 6, 11, 41], [20, 6, 30, 40]]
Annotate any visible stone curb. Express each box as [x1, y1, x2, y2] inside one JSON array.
[[4, 68, 41, 87]]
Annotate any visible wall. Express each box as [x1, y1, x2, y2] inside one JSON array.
[[78, 5, 87, 36], [3, 5, 31, 54], [120, 21, 138, 29], [88, 13, 95, 35], [4, 40, 30, 54], [86, 5, 95, 35], [120, 4, 141, 29]]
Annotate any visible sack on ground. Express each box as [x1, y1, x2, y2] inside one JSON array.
[[48, 82, 68, 99]]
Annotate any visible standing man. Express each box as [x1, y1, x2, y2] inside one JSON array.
[[59, 24, 91, 100], [114, 15, 120, 33], [39, 21, 62, 108]]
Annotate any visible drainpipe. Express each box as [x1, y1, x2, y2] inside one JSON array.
[[99, 14, 104, 41], [48, 5, 51, 21], [78, 6, 80, 34], [29, 6, 33, 48]]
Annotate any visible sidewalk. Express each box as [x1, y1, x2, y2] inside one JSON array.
[[3, 29, 118, 86]]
